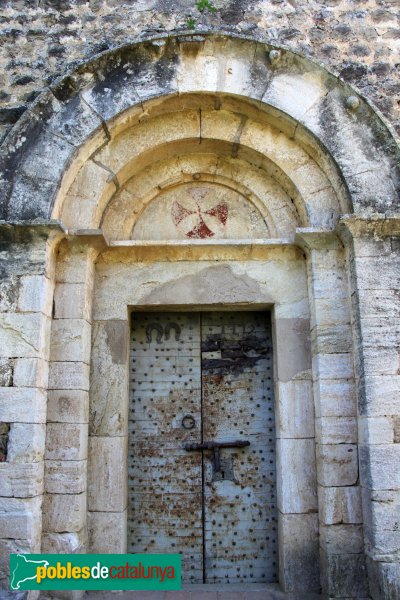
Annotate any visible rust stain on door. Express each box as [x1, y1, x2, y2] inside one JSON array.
[[128, 311, 278, 584]]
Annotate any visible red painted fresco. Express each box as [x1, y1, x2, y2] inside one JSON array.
[[171, 187, 229, 239]]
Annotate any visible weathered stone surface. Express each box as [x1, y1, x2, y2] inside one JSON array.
[[48, 362, 90, 391], [359, 374, 400, 417], [0, 359, 13, 387], [47, 390, 89, 424], [312, 353, 353, 380], [50, 319, 91, 364], [321, 550, 369, 598], [358, 347, 400, 376], [320, 524, 364, 554], [54, 282, 92, 320], [276, 379, 314, 439], [0, 496, 41, 541], [45, 423, 88, 461], [319, 486, 362, 525], [313, 379, 357, 418], [56, 245, 95, 285], [358, 416, 394, 445], [311, 323, 353, 354], [88, 510, 127, 554], [367, 558, 400, 600], [0, 538, 37, 582], [43, 492, 86, 533], [45, 460, 86, 495], [316, 444, 358, 487], [13, 358, 48, 388], [0, 388, 46, 423], [0, 313, 49, 359], [315, 416, 357, 444], [61, 160, 117, 230], [93, 259, 307, 321], [276, 438, 317, 513], [8, 423, 46, 463], [18, 275, 53, 316], [353, 255, 400, 290], [90, 320, 128, 436], [274, 318, 311, 382], [360, 444, 400, 490], [278, 513, 320, 593], [0, 462, 44, 498], [88, 436, 127, 512], [357, 288, 400, 320], [357, 317, 400, 350], [365, 526, 400, 561], [41, 531, 85, 554], [0, 277, 19, 312]]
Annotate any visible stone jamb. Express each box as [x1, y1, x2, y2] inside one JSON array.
[[42, 235, 104, 556], [338, 216, 400, 600], [295, 228, 368, 597]]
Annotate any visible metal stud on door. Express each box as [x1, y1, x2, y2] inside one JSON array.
[[128, 313, 203, 583], [128, 311, 278, 585], [201, 312, 278, 583]]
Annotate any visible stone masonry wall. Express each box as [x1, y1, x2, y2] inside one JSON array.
[[0, 0, 399, 144]]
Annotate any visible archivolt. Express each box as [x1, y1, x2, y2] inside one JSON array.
[[0, 34, 398, 226]]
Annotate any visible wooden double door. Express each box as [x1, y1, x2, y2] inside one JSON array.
[[128, 311, 278, 584]]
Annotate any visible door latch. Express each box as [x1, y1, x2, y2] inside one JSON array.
[[184, 440, 250, 474]]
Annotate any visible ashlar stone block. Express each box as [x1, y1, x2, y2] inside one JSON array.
[[320, 524, 364, 554], [48, 362, 90, 391], [0, 388, 46, 423], [43, 493, 86, 533], [278, 512, 320, 593], [0, 313, 48, 359], [13, 358, 48, 388], [317, 444, 358, 486], [316, 416, 357, 444], [313, 379, 356, 418], [276, 379, 314, 439], [88, 436, 127, 512], [45, 423, 88, 461], [47, 390, 89, 424], [276, 438, 318, 513], [88, 510, 127, 554], [319, 486, 362, 525], [360, 444, 400, 490], [56, 245, 95, 285], [0, 462, 44, 498], [7, 423, 46, 463], [0, 496, 41, 541], [50, 319, 91, 364], [54, 283, 92, 320], [312, 353, 354, 380], [41, 531, 85, 554], [321, 550, 368, 598], [358, 416, 394, 445], [18, 275, 53, 316], [367, 557, 400, 600], [360, 374, 400, 417], [45, 460, 86, 495]]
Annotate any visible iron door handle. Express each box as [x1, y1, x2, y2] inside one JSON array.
[[184, 440, 250, 473]]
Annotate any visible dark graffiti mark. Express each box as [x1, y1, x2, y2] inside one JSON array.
[[164, 322, 181, 341], [146, 323, 163, 344], [146, 322, 181, 343]]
